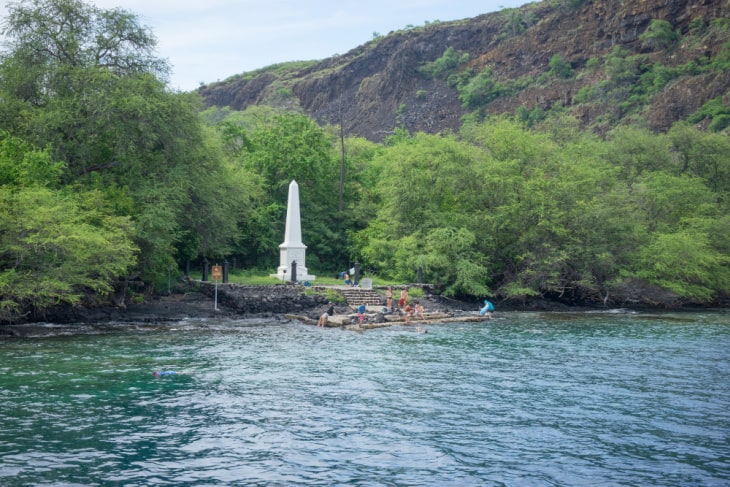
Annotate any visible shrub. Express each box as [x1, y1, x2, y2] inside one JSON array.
[[418, 47, 470, 79], [586, 56, 601, 71], [688, 96, 730, 131], [640, 19, 679, 50], [458, 67, 509, 109], [549, 54, 574, 78]]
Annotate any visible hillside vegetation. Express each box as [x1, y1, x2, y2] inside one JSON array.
[[0, 0, 729, 323]]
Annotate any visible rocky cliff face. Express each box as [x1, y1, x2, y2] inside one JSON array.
[[198, 0, 729, 141]]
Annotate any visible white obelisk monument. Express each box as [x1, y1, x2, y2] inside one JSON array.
[[273, 180, 315, 282]]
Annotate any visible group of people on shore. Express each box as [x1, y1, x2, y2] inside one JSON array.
[[385, 286, 409, 310], [318, 285, 495, 327], [385, 286, 423, 323]]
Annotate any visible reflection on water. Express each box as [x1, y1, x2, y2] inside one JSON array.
[[1, 312, 729, 485]]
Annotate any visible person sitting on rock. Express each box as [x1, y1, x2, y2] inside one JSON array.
[[414, 301, 424, 319], [318, 302, 336, 327], [357, 302, 367, 324], [404, 303, 414, 323]]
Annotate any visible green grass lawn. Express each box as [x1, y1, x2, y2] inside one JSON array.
[[187, 269, 406, 288], [182, 269, 425, 304]]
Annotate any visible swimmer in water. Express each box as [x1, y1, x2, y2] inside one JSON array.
[[153, 370, 177, 377]]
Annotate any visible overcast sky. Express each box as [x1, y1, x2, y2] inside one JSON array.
[[1, 0, 529, 91]]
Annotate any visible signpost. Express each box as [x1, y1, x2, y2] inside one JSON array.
[[212, 265, 222, 310]]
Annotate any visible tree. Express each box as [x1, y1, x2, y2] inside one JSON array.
[[420, 227, 491, 297], [668, 122, 730, 196], [237, 112, 342, 269], [0, 0, 249, 287], [369, 132, 484, 236], [0, 187, 138, 320], [1, 0, 166, 89], [0, 134, 137, 320], [633, 231, 729, 300], [631, 171, 716, 233], [605, 126, 673, 183], [418, 47, 469, 79]]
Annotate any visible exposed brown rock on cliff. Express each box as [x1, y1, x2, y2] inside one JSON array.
[[198, 0, 730, 141]]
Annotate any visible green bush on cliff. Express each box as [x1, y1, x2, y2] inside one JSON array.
[[418, 47, 470, 79]]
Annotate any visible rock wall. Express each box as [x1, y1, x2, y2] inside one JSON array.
[[201, 283, 328, 314]]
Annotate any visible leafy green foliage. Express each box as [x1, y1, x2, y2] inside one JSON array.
[[350, 116, 728, 303], [0, 130, 64, 187], [667, 122, 730, 196], [633, 231, 730, 300], [0, 0, 252, 289], [1, 0, 167, 102], [421, 227, 491, 297], [500, 9, 538, 38], [688, 96, 730, 132], [0, 131, 138, 319], [458, 67, 510, 109], [0, 186, 137, 319], [548, 54, 574, 78], [640, 19, 679, 50], [418, 47, 470, 79]]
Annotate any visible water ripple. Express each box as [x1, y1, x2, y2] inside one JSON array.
[[1, 312, 729, 485]]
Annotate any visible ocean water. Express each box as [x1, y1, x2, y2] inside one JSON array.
[[1, 311, 729, 486]]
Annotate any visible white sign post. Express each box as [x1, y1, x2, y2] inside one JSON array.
[[212, 265, 222, 310]]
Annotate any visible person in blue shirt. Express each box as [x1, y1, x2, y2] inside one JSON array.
[[479, 299, 495, 318], [357, 302, 367, 324]]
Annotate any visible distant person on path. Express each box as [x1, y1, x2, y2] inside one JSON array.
[[480, 299, 495, 319], [344, 273, 351, 286]]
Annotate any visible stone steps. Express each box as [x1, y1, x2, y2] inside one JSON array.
[[338, 287, 383, 307]]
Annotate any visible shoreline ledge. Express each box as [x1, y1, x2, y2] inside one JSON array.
[[285, 311, 492, 330]]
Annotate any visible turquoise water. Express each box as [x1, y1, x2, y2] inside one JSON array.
[[1, 311, 729, 486]]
